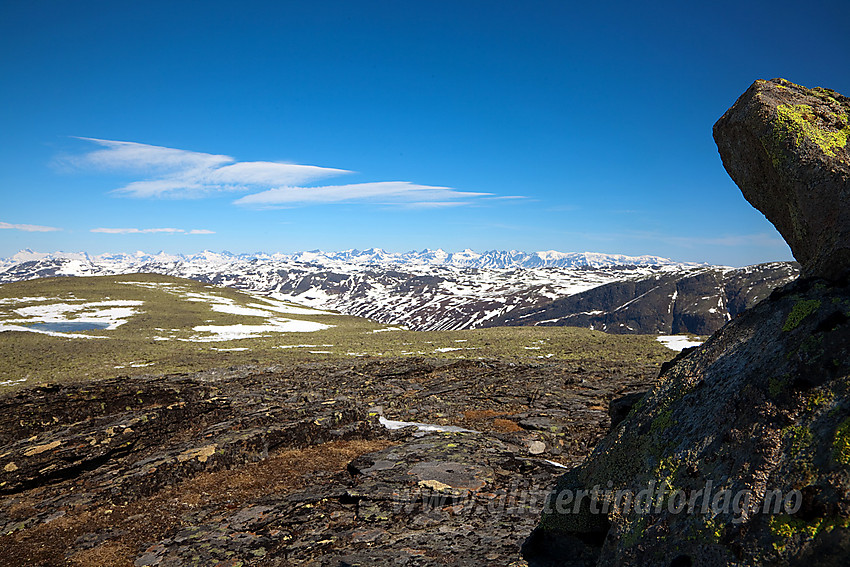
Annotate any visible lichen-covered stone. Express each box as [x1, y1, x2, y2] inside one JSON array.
[[713, 78, 850, 281]]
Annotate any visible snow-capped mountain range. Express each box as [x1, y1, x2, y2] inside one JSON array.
[[3, 248, 685, 271], [0, 249, 797, 333]]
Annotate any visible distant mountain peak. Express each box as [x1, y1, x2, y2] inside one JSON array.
[[3, 248, 696, 270]]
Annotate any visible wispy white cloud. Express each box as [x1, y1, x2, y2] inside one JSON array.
[[65, 138, 349, 199], [0, 221, 61, 232], [234, 181, 491, 208], [91, 227, 215, 235], [65, 138, 505, 207], [398, 201, 472, 209]]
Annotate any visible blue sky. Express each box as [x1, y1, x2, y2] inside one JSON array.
[[1, 1, 848, 266]]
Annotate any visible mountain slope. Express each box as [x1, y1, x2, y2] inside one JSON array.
[[492, 262, 799, 334]]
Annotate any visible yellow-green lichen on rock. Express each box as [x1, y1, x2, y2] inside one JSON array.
[[774, 103, 850, 158], [832, 417, 850, 465], [782, 299, 821, 332], [770, 514, 850, 554]]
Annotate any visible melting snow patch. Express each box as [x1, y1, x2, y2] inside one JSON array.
[[379, 416, 476, 434], [656, 335, 703, 351], [8, 300, 143, 331], [183, 319, 333, 342], [0, 324, 110, 339], [0, 378, 27, 386], [210, 347, 250, 352], [115, 361, 155, 369], [188, 319, 333, 342], [371, 326, 405, 333]]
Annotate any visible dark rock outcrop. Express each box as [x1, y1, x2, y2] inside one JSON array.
[[0, 356, 661, 566], [527, 79, 850, 566], [714, 78, 850, 281]]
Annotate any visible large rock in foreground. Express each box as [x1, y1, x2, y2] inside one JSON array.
[[714, 78, 850, 281], [525, 278, 850, 566]]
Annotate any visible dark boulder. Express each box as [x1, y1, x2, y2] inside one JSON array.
[[714, 78, 850, 281]]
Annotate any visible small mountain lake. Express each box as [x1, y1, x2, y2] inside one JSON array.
[[24, 322, 110, 332]]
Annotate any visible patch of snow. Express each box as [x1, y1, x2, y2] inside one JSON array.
[[184, 319, 333, 342], [378, 416, 476, 433], [0, 324, 109, 339], [9, 300, 143, 330], [656, 335, 703, 351]]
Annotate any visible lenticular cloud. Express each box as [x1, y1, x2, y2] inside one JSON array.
[[67, 138, 349, 199], [66, 137, 496, 207]]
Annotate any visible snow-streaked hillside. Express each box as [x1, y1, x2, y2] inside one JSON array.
[[3, 248, 688, 271], [0, 249, 703, 331]]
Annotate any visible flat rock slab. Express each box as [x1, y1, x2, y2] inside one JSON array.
[[0, 356, 661, 566]]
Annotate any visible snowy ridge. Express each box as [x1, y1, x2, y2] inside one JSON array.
[[3, 248, 696, 271]]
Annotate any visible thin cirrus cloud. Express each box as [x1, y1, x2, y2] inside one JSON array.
[[233, 181, 491, 208], [0, 221, 61, 232], [64, 138, 349, 199], [66, 138, 496, 206], [91, 228, 215, 235]]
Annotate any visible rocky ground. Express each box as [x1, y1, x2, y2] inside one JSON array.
[[0, 356, 662, 566]]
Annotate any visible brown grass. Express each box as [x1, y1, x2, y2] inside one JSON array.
[[492, 418, 524, 433], [463, 409, 507, 420]]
